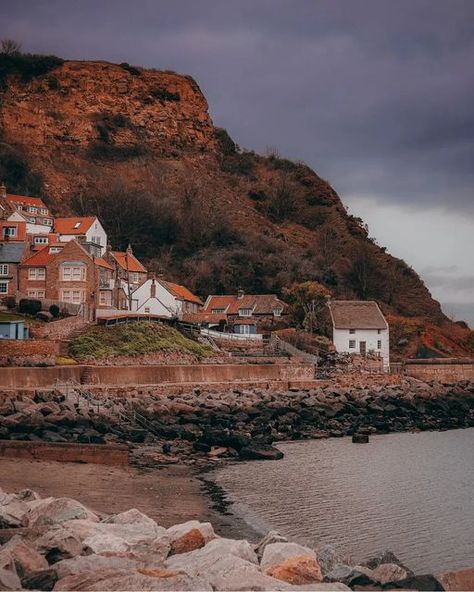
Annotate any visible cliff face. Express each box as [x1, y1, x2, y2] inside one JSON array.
[[0, 57, 472, 356]]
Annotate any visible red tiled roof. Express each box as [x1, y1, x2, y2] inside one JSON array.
[[111, 251, 147, 273], [21, 246, 54, 266], [54, 217, 96, 235], [159, 279, 203, 305], [181, 312, 227, 324], [6, 194, 48, 210], [95, 257, 114, 270], [204, 294, 286, 315], [328, 300, 388, 330], [0, 220, 27, 241]]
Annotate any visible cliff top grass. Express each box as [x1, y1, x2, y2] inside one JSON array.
[[68, 320, 213, 361]]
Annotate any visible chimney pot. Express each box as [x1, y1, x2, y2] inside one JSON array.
[[0, 182, 6, 199], [237, 289, 245, 299]]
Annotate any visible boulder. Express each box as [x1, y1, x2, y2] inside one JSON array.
[[255, 530, 288, 560], [0, 500, 29, 528], [0, 535, 48, 578], [53, 568, 212, 591], [106, 509, 157, 530], [54, 554, 142, 579], [21, 568, 58, 591], [33, 526, 84, 563], [166, 520, 216, 555], [0, 567, 21, 591], [24, 497, 99, 529], [313, 544, 347, 575], [371, 562, 409, 584], [83, 533, 130, 554], [261, 542, 323, 585], [238, 444, 284, 461], [325, 564, 376, 586], [437, 568, 474, 591]]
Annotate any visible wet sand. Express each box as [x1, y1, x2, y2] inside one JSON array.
[[0, 458, 257, 541]]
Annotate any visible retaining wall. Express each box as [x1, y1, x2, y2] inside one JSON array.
[[404, 358, 474, 382], [0, 440, 128, 465], [0, 363, 314, 390]]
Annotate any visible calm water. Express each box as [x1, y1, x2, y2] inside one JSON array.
[[215, 429, 474, 573]]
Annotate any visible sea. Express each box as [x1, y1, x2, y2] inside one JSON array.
[[215, 428, 474, 574]]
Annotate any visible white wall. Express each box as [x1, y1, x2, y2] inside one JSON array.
[[58, 218, 107, 254], [130, 279, 181, 317], [333, 328, 390, 368], [8, 212, 52, 235]]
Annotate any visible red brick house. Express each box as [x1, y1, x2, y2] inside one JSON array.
[[202, 291, 287, 335], [106, 245, 147, 309], [19, 239, 117, 315]]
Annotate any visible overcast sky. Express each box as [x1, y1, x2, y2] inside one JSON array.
[[1, 0, 473, 324]]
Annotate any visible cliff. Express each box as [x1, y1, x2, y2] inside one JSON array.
[[0, 55, 472, 356]]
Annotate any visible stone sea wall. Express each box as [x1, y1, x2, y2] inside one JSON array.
[[0, 487, 471, 591]]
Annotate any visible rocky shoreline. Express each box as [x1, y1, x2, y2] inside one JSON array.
[[0, 377, 473, 466], [1, 486, 472, 591]]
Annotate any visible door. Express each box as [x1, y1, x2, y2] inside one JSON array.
[[240, 324, 251, 335], [360, 341, 367, 355]]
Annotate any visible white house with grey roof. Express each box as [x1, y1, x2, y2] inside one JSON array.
[[328, 300, 390, 369]]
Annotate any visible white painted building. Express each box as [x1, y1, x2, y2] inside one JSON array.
[[328, 300, 390, 369], [130, 276, 203, 318], [55, 217, 107, 256]]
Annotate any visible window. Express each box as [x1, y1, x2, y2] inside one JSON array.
[[238, 308, 253, 317], [129, 272, 141, 283], [273, 309, 282, 317], [28, 206, 37, 213], [27, 217, 35, 223], [28, 268, 46, 280], [349, 329, 356, 334], [49, 247, 62, 254], [377, 329, 382, 334], [43, 219, 53, 226], [34, 236, 48, 245], [144, 307, 150, 313], [27, 289, 45, 298], [16, 204, 23, 210], [3, 226, 16, 237], [377, 340, 382, 349], [61, 289, 84, 304], [40, 208, 48, 215], [212, 308, 225, 314], [91, 235, 101, 245], [62, 265, 86, 281], [73, 222, 81, 229], [349, 340, 356, 348], [99, 291, 111, 306], [0, 281, 8, 294], [0, 264, 8, 276]]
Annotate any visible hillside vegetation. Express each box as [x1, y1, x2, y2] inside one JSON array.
[[0, 52, 472, 355], [68, 321, 213, 361]]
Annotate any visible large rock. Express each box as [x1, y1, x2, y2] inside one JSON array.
[[239, 445, 284, 461], [0, 535, 48, 578], [255, 530, 288, 560], [33, 526, 84, 563], [166, 520, 216, 555], [106, 509, 157, 529], [24, 497, 99, 529], [83, 533, 130, 554], [21, 568, 58, 591], [437, 568, 474, 591], [371, 562, 409, 584], [261, 542, 323, 585], [54, 554, 143, 579], [53, 568, 212, 591], [0, 567, 21, 591], [0, 500, 29, 529]]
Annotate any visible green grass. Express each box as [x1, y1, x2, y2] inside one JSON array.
[[68, 321, 213, 361], [0, 312, 23, 321]]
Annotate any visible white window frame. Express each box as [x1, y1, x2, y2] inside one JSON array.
[[238, 308, 253, 317], [212, 308, 225, 314], [0, 281, 8, 294], [27, 289, 45, 298], [28, 206, 37, 214], [43, 218, 53, 226], [3, 226, 16, 237], [61, 289, 84, 304], [0, 264, 8, 276], [273, 309, 282, 317], [28, 267, 46, 280], [377, 340, 382, 350], [40, 208, 48, 215], [61, 265, 86, 282], [349, 329, 356, 334], [349, 339, 356, 349], [34, 236, 48, 245]]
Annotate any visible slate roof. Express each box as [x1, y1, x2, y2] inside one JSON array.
[[0, 242, 26, 263], [328, 300, 388, 330]]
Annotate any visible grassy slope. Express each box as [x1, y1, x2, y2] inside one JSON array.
[[68, 321, 213, 361]]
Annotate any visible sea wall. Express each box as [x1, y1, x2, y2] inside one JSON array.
[[0, 440, 128, 465], [404, 358, 474, 383], [0, 362, 314, 389], [0, 339, 59, 367]]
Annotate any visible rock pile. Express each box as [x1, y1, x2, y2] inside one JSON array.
[[0, 378, 472, 465], [1, 487, 468, 591]]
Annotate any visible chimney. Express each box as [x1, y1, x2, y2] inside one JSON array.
[[150, 278, 156, 298], [237, 289, 245, 300], [0, 182, 6, 199], [126, 244, 133, 256]]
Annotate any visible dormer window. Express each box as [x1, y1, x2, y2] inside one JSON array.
[[238, 308, 253, 317], [28, 206, 37, 214], [3, 226, 16, 238], [44, 219, 53, 226], [34, 236, 48, 245], [273, 309, 282, 317], [74, 222, 81, 229], [212, 308, 225, 314]]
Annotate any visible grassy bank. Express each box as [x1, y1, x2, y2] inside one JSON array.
[[68, 321, 213, 361]]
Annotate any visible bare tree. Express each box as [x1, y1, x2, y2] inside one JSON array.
[[1, 39, 22, 55]]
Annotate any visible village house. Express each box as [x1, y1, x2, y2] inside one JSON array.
[[19, 239, 117, 316], [106, 245, 147, 308], [0, 220, 26, 242], [202, 291, 287, 335], [0, 184, 54, 235], [0, 242, 27, 300], [54, 216, 107, 256], [328, 300, 390, 369], [130, 275, 203, 318]]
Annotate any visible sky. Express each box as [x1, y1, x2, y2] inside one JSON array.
[[1, 0, 473, 325]]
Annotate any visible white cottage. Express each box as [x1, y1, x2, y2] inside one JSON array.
[[328, 300, 390, 369], [130, 276, 203, 318], [54, 217, 107, 256]]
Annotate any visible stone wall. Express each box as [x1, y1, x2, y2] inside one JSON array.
[[30, 315, 88, 340], [0, 440, 128, 465], [0, 362, 315, 389], [0, 339, 59, 367], [404, 359, 474, 383]]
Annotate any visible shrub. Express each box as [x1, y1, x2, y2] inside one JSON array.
[[215, 127, 237, 156], [0, 51, 64, 90], [2, 296, 16, 309], [0, 142, 44, 196], [119, 62, 141, 76], [18, 298, 41, 315], [221, 151, 256, 177], [49, 304, 60, 318], [150, 87, 180, 102], [87, 142, 147, 161], [248, 190, 267, 201]]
